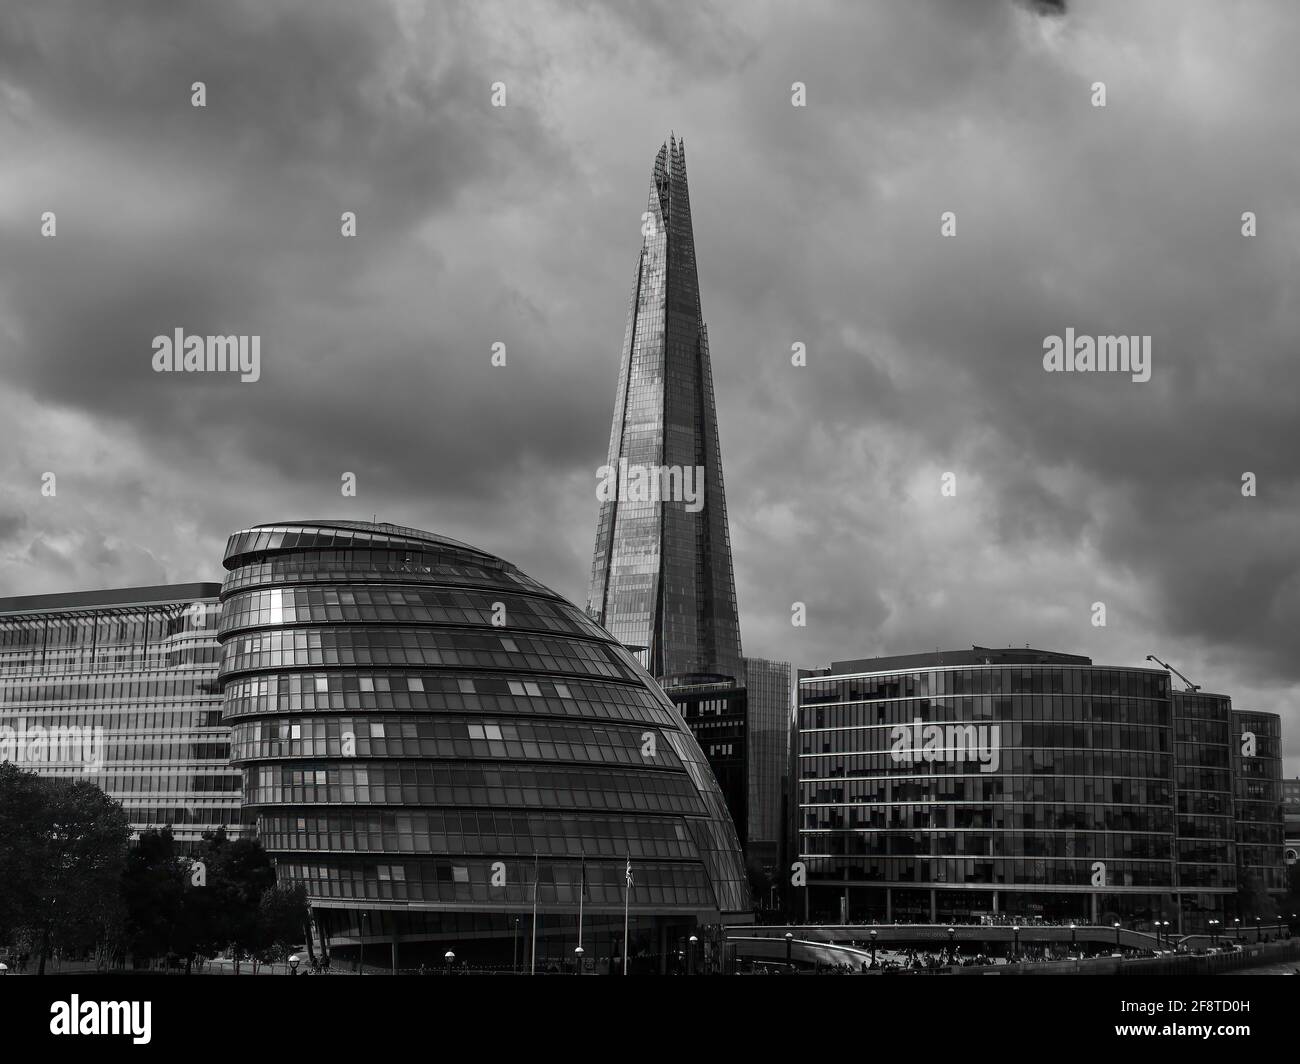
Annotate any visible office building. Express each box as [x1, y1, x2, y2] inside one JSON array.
[[794, 647, 1287, 930], [0, 583, 243, 850]]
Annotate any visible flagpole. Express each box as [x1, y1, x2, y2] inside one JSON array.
[[576, 853, 585, 975], [530, 854, 538, 976], [622, 855, 631, 976]]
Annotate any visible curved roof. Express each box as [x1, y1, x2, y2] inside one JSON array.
[[223, 520, 501, 569]]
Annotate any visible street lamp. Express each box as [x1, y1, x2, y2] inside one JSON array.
[[289, 954, 300, 976], [688, 935, 698, 977], [785, 931, 794, 971], [1012, 924, 1020, 961], [1255, 916, 1261, 944], [869, 929, 877, 968], [513, 917, 520, 975], [574, 945, 584, 976], [1070, 923, 1077, 956], [1208, 919, 1218, 947], [1113, 922, 1121, 949], [444, 949, 455, 976]]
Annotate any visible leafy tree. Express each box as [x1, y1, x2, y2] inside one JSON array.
[[1235, 867, 1277, 922], [191, 829, 276, 972], [122, 827, 187, 967], [259, 883, 310, 969], [0, 763, 131, 974]]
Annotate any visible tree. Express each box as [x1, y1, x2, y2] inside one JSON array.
[[1235, 867, 1277, 922], [259, 883, 310, 969], [190, 829, 276, 973], [0, 764, 131, 974], [122, 828, 187, 967]]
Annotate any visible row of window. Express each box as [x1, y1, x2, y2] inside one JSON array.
[[800, 752, 1172, 777], [257, 810, 698, 859], [800, 856, 1175, 887], [27, 769, 241, 793], [220, 627, 636, 683], [801, 778, 1174, 806], [0, 677, 222, 703], [220, 671, 677, 728], [231, 715, 679, 770], [801, 803, 1174, 833], [802, 668, 1169, 702], [245, 762, 706, 815], [220, 548, 551, 597], [219, 586, 607, 641], [802, 721, 1172, 754], [8, 740, 232, 763], [0, 712, 226, 736], [801, 696, 1170, 730], [276, 857, 713, 907], [799, 830, 1174, 860], [0, 606, 216, 651]]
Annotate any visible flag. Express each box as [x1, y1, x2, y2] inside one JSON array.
[[625, 857, 633, 887], [580, 853, 589, 899]]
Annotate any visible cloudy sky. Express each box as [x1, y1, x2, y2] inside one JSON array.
[[1, 0, 1297, 770]]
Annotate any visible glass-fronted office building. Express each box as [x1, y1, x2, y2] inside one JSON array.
[[744, 656, 792, 881], [1284, 777, 1300, 867], [1231, 710, 1287, 895], [795, 648, 1288, 931], [0, 584, 243, 850], [1171, 692, 1236, 921], [219, 520, 750, 972]]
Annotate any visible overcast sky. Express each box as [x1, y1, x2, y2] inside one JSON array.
[[1, 0, 1297, 771]]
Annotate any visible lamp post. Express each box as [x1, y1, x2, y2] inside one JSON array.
[[289, 954, 300, 976], [1208, 919, 1218, 947], [1255, 916, 1261, 944], [688, 935, 698, 977], [444, 949, 455, 977], [785, 931, 794, 972], [869, 929, 877, 968], [946, 926, 955, 962], [1113, 922, 1121, 949], [574, 945, 584, 976], [1012, 924, 1020, 961], [1070, 923, 1077, 957], [513, 917, 520, 975], [1233, 917, 1240, 943]]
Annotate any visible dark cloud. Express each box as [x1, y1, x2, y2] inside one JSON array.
[[0, 0, 1296, 768]]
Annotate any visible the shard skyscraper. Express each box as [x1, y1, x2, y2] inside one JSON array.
[[586, 135, 743, 685]]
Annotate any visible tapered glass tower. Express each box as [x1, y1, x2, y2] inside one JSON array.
[[587, 136, 743, 684]]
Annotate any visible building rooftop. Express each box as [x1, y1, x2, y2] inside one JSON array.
[[811, 646, 1095, 678], [0, 583, 223, 615]]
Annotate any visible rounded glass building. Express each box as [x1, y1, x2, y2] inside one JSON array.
[[218, 520, 749, 972]]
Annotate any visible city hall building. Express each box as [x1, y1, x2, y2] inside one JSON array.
[[219, 520, 750, 972], [795, 647, 1285, 931], [0, 583, 244, 850]]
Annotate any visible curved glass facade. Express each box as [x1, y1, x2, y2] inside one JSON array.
[[797, 656, 1180, 924], [220, 520, 749, 971]]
